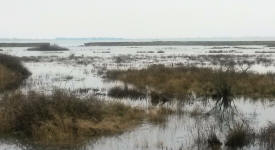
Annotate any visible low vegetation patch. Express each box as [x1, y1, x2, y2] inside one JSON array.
[[147, 107, 174, 124], [225, 124, 254, 148], [108, 86, 146, 99], [107, 65, 275, 99], [208, 50, 237, 53], [0, 54, 31, 91], [259, 122, 275, 149], [27, 44, 69, 51], [207, 132, 222, 148], [0, 90, 171, 145], [255, 51, 275, 53]]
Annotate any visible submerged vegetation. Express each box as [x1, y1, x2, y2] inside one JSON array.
[[107, 64, 275, 100], [0, 54, 31, 91]]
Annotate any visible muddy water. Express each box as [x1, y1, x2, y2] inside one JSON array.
[[1, 43, 275, 150]]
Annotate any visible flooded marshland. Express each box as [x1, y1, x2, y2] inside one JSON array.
[[1, 40, 275, 150]]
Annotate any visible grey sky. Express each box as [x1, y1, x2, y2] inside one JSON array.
[[0, 0, 274, 38]]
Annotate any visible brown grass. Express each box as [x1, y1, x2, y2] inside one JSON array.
[[107, 86, 146, 99], [0, 64, 16, 89], [106, 65, 275, 99], [0, 54, 30, 92], [0, 90, 171, 145], [147, 107, 174, 124]]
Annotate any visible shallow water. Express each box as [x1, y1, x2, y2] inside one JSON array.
[[1, 40, 275, 150]]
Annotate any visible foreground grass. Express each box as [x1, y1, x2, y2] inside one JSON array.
[[259, 122, 275, 149], [225, 124, 254, 148], [0, 54, 30, 92], [0, 90, 171, 145], [107, 65, 275, 100]]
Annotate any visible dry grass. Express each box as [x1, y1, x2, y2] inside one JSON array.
[[147, 107, 174, 124], [107, 65, 275, 100], [0, 64, 16, 89], [0, 90, 146, 144], [0, 90, 172, 145], [107, 86, 146, 99], [0, 54, 31, 92], [0, 54, 30, 76]]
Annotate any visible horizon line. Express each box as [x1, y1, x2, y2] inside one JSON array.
[[2, 36, 275, 41]]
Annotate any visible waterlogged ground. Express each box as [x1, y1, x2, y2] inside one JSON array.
[[1, 42, 275, 150]]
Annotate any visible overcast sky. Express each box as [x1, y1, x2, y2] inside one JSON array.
[[0, 0, 275, 38]]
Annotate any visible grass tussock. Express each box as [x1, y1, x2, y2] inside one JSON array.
[[207, 132, 222, 148], [259, 122, 275, 149], [107, 65, 275, 99], [108, 86, 146, 99], [0, 54, 31, 91], [147, 107, 174, 124], [225, 124, 254, 148], [0, 90, 147, 145]]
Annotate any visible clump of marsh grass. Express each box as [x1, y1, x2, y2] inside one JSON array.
[[207, 132, 222, 148], [0, 54, 30, 76], [108, 86, 146, 99], [0, 90, 147, 145], [0, 54, 31, 91], [106, 64, 275, 100], [259, 122, 275, 149], [113, 55, 131, 64], [150, 91, 170, 105], [225, 124, 254, 148], [212, 68, 234, 109], [147, 107, 174, 124], [192, 126, 222, 150]]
